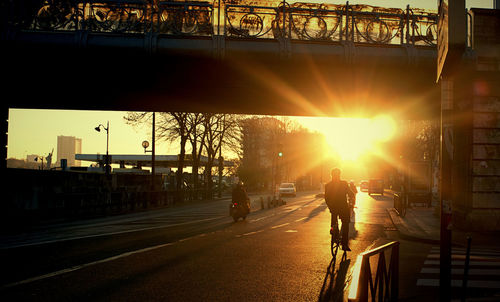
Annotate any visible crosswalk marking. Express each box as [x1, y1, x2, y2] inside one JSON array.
[[417, 246, 500, 290], [420, 268, 500, 275], [417, 279, 500, 288], [424, 260, 500, 266]]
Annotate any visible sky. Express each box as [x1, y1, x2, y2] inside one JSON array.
[[6, 109, 346, 160], [6, 0, 494, 161]]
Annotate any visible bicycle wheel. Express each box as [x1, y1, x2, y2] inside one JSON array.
[[331, 234, 337, 256]]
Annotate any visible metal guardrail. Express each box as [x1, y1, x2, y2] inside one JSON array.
[[348, 241, 400, 302], [3, 0, 437, 46]]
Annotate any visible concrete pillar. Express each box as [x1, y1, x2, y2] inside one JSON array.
[[1, 106, 8, 170]]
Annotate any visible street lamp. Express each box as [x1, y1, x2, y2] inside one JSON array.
[[142, 140, 150, 152], [95, 121, 110, 174], [34, 156, 44, 170]]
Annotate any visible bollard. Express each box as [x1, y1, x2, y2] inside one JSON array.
[[267, 196, 271, 208], [260, 197, 264, 210]]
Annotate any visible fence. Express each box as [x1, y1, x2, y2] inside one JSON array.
[[3, 168, 218, 224], [3, 0, 438, 46], [348, 241, 399, 302]]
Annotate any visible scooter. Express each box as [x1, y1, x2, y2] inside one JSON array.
[[230, 199, 250, 222]]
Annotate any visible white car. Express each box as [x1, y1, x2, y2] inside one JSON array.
[[279, 183, 297, 197]]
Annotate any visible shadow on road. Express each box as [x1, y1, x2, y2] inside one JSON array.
[[318, 256, 351, 302], [368, 195, 391, 201], [305, 203, 327, 222]]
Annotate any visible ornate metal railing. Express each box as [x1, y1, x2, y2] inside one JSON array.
[[157, 1, 214, 35], [3, 0, 437, 46]]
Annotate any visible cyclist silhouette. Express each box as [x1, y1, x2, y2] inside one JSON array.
[[325, 168, 355, 251]]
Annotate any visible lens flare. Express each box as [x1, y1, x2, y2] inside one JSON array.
[[317, 115, 397, 161]]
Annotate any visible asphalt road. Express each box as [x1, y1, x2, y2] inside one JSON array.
[[0, 190, 438, 301]]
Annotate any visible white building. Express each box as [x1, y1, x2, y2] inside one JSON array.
[[57, 135, 82, 167]]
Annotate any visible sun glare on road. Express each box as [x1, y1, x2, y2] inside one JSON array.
[[302, 115, 397, 161]]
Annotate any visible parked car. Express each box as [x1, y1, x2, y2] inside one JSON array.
[[360, 180, 369, 192], [368, 179, 384, 196], [279, 183, 297, 197]]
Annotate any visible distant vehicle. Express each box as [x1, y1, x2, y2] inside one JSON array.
[[360, 180, 369, 192], [368, 179, 384, 196], [279, 183, 297, 197]]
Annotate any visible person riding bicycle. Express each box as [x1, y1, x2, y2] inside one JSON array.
[[325, 168, 355, 251]]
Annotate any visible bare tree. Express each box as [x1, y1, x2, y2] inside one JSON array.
[[201, 113, 241, 196], [124, 111, 192, 195], [186, 113, 206, 199]]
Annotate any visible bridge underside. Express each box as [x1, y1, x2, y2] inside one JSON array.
[[5, 38, 439, 120]]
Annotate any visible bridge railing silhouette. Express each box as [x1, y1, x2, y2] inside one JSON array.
[[3, 0, 437, 46]]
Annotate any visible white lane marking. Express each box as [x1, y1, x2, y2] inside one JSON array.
[[417, 279, 500, 288], [420, 268, 500, 275], [1, 216, 225, 250], [429, 249, 500, 257], [285, 230, 298, 233], [1, 242, 176, 289], [427, 254, 500, 261], [249, 215, 273, 222], [271, 223, 290, 229], [295, 217, 307, 222], [242, 230, 264, 236], [424, 260, 500, 266]]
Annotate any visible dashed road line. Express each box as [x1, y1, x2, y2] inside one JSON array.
[[271, 223, 290, 229], [242, 230, 264, 236], [249, 215, 273, 222]]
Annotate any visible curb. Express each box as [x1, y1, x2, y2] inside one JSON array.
[[386, 208, 441, 245]]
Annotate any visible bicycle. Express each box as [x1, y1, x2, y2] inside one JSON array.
[[330, 217, 348, 258]]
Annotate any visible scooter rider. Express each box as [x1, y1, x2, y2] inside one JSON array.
[[232, 182, 250, 212]]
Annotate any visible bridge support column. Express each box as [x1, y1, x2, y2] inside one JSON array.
[[213, 35, 225, 60], [1, 106, 7, 170]]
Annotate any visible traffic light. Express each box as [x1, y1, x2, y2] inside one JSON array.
[[278, 152, 283, 157]]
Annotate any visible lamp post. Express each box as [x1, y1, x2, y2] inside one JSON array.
[[141, 112, 156, 190], [95, 121, 109, 175], [34, 156, 44, 170]]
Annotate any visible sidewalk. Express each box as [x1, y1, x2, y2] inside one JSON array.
[[386, 193, 500, 249]]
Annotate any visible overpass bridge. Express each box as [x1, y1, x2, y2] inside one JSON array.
[[2, 0, 439, 119]]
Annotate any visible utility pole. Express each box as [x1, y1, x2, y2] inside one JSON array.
[[436, 1, 466, 300], [440, 78, 453, 302], [152, 112, 156, 190]]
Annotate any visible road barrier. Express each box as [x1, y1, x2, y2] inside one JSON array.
[[348, 241, 399, 302]]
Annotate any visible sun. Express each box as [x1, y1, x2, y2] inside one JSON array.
[[300, 115, 396, 161]]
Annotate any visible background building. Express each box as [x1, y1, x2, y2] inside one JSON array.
[[57, 135, 82, 167]]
